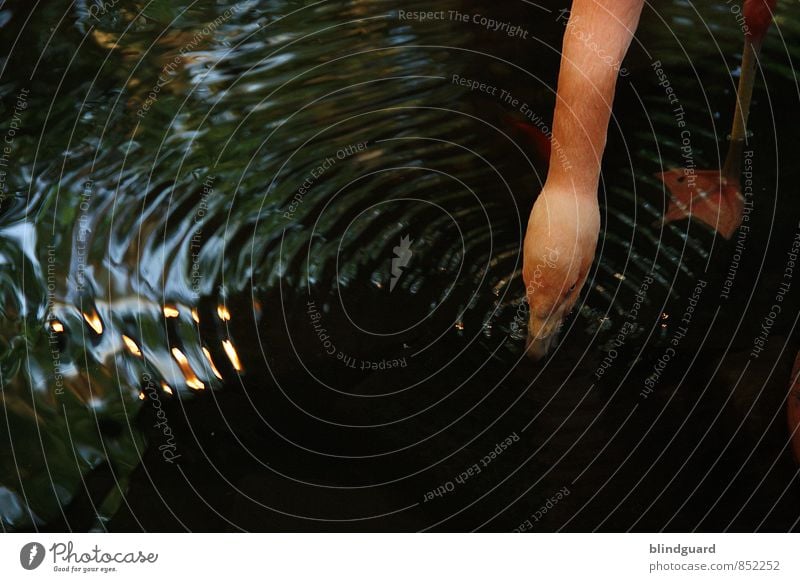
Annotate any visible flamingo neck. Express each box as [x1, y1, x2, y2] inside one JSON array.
[[545, 0, 643, 199]]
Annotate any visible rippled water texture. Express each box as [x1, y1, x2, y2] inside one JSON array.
[[1, 0, 799, 531]]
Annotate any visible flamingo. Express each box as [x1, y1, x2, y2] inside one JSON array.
[[659, 0, 777, 237], [523, 0, 777, 358], [789, 352, 800, 463], [523, 0, 643, 359]]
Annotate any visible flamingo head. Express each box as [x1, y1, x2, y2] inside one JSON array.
[[522, 190, 600, 359]]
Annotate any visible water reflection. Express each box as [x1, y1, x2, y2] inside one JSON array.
[[1, 0, 799, 531]]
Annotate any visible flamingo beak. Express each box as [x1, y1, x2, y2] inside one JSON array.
[[525, 330, 560, 360], [525, 307, 567, 360]]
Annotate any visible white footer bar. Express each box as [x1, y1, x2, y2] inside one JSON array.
[[1, 534, 796, 581]]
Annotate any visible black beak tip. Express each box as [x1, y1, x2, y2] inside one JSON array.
[[525, 334, 555, 361]]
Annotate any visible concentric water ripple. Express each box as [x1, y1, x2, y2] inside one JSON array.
[[1, 0, 799, 531]]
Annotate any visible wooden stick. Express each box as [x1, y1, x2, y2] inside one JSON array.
[[722, 36, 762, 182]]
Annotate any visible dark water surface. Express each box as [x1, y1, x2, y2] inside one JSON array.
[[1, 0, 799, 531]]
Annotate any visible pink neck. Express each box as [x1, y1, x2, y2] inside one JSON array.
[[546, 0, 644, 198]]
